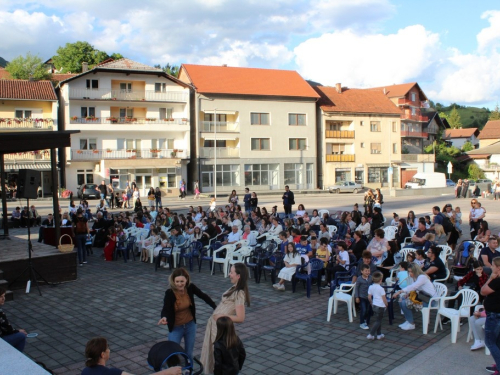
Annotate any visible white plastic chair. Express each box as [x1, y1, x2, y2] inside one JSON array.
[[422, 282, 448, 334], [466, 305, 490, 355], [433, 268, 451, 284], [227, 246, 253, 275], [383, 226, 397, 241], [318, 209, 330, 218], [399, 248, 414, 261], [402, 230, 415, 247], [327, 283, 356, 323], [437, 245, 453, 263], [212, 244, 236, 276], [328, 225, 337, 238], [434, 289, 479, 343]]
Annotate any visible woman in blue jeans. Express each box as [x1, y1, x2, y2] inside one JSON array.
[[392, 263, 437, 331], [0, 287, 27, 352], [481, 257, 500, 374], [158, 268, 216, 365]]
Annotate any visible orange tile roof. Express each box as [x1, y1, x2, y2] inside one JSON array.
[[0, 80, 57, 101], [443, 128, 478, 139], [313, 85, 401, 115], [478, 120, 500, 139], [52, 73, 77, 82], [370, 82, 417, 97], [180, 64, 319, 98]]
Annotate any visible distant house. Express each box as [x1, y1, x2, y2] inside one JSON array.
[[464, 141, 500, 180], [478, 120, 500, 148], [442, 128, 479, 149]]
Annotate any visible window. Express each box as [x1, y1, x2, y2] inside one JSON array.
[[288, 113, 306, 126], [126, 139, 142, 150], [411, 107, 416, 116], [119, 108, 133, 118], [204, 113, 227, 123], [204, 140, 226, 147], [360, 121, 364, 126], [81, 107, 96, 118], [251, 138, 270, 150], [392, 121, 397, 132], [411, 92, 416, 102], [355, 169, 364, 184], [327, 122, 341, 131], [77, 169, 94, 186], [331, 144, 345, 154], [289, 138, 306, 150], [393, 143, 397, 153], [120, 83, 132, 92], [201, 165, 240, 187], [155, 83, 167, 93], [86, 79, 98, 89], [15, 110, 32, 118], [250, 113, 269, 125], [159, 108, 173, 120], [244, 164, 279, 186], [370, 121, 380, 132], [360, 142, 365, 148], [335, 169, 351, 183], [79, 138, 97, 150], [151, 138, 169, 150], [284, 163, 303, 185], [370, 143, 381, 154], [158, 168, 176, 188]]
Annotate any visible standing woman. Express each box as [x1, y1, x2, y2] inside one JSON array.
[[249, 192, 258, 212], [155, 187, 162, 210], [200, 263, 250, 374], [158, 268, 216, 365], [147, 187, 156, 208], [481, 257, 500, 373], [194, 180, 200, 200], [455, 179, 462, 199]]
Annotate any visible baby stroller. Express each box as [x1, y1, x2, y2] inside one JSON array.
[[148, 341, 203, 375]]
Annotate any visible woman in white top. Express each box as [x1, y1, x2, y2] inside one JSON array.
[[390, 213, 399, 227], [356, 216, 371, 237], [295, 204, 306, 218], [393, 263, 437, 331], [406, 211, 418, 231], [231, 212, 242, 230], [367, 228, 390, 265], [273, 243, 301, 291], [268, 217, 283, 236], [309, 209, 322, 229]]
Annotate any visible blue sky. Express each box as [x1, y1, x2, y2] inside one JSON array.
[[1, 0, 500, 107]]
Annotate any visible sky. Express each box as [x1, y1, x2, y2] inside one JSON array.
[[1, 0, 500, 108]]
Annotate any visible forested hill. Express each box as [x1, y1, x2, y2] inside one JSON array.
[[435, 103, 491, 130], [0, 57, 8, 68]]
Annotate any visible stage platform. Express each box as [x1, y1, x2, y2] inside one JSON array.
[[0, 235, 77, 290]]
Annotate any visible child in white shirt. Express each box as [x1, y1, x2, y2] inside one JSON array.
[[367, 271, 388, 340]]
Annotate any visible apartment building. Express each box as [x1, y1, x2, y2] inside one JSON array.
[[313, 84, 402, 189], [58, 59, 191, 196], [178, 64, 319, 194], [0, 79, 58, 196]]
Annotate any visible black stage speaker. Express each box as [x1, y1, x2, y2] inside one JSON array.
[[17, 169, 41, 199]]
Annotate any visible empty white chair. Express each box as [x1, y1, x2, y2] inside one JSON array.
[[437, 245, 453, 263], [327, 283, 356, 323], [384, 226, 397, 241], [212, 244, 236, 277], [434, 289, 479, 343], [328, 225, 337, 238], [402, 230, 415, 247], [422, 282, 448, 334]]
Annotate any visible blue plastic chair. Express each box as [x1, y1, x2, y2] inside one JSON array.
[[179, 241, 202, 272], [198, 241, 222, 273], [245, 248, 268, 283], [115, 236, 136, 263], [330, 266, 357, 297], [292, 258, 324, 298], [261, 251, 285, 284]]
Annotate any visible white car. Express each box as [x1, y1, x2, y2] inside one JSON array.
[[328, 181, 363, 194]]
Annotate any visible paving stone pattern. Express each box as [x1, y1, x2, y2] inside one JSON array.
[[7, 248, 451, 375]]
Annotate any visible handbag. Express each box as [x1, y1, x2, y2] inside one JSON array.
[[416, 291, 432, 304]]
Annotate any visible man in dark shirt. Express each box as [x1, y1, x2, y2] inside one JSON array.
[[38, 213, 54, 243], [480, 237, 500, 274], [423, 246, 447, 280], [98, 180, 107, 202], [282, 185, 294, 216], [405, 221, 429, 250], [480, 257, 500, 369]]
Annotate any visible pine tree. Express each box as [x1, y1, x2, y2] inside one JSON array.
[[489, 104, 500, 121], [448, 106, 462, 129]]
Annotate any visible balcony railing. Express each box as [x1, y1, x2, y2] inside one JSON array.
[[69, 88, 188, 102], [397, 99, 430, 108], [325, 130, 355, 138], [400, 154, 435, 163], [199, 147, 240, 158], [69, 117, 188, 125], [401, 131, 429, 138], [401, 113, 428, 122], [201, 121, 240, 132], [70, 149, 187, 160], [0, 118, 54, 130], [4, 149, 51, 161], [326, 154, 355, 162]]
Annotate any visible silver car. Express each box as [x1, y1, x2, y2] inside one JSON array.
[[328, 181, 363, 194]]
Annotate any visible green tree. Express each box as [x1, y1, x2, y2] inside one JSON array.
[[448, 106, 462, 129], [5, 52, 51, 80], [154, 63, 180, 77], [468, 164, 485, 180], [462, 141, 474, 152], [52, 41, 123, 73], [489, 104, 500, 121]]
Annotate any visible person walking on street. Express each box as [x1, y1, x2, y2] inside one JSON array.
[[98, 180, 107, 204], [462, 179, 469, 198], [282, 185, 294, 216], [194, 180, 200, 200]]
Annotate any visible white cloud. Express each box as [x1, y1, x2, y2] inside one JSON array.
[[477, 10, 500, 53], [294, 25, 441, 87]]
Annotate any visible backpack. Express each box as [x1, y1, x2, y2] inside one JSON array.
[[76, 219, 87, 234], [440, 213, 454, 234]]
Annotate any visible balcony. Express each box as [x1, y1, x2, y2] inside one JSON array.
[[401, 131, 429, 138], [199, 147, 240, 158], [69, 88, 188, 102], [70, 149, 187, 161], [397, 99, 430, 108], [400, 154, 435, 163], [0, 118, 54, 131], [4, 149, 51, 161], [326, 154, 355, 162], [69, 117, 188, 125], [401, 113, 428, 122], [201, 121, 240, 132], [325, 130, 355, 138]]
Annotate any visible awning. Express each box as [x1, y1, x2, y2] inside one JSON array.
[[104, 158, 180, 168], [202, 135, 238, 141], [5, 163, 53, 171], [202, 110, 237, 115], [367, 164, 390, 168]]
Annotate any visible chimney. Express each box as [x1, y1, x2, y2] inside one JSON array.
[[82, 62, 88, 73], [383, 88, 387, 95], [335, 83, 342, 94], [222, 64, 227, 67]]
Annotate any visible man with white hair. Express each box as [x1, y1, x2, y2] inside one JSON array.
[[224, 225, 241, 245]]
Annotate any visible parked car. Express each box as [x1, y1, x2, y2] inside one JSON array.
[[446, 179, 456, 187], [404, 172, 446, 189], [328, 181, 363, 194], [77, 184, 101, 199], [476, 179, 492, 183]]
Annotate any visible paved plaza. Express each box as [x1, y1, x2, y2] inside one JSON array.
[[2, 192, 498, 374]]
